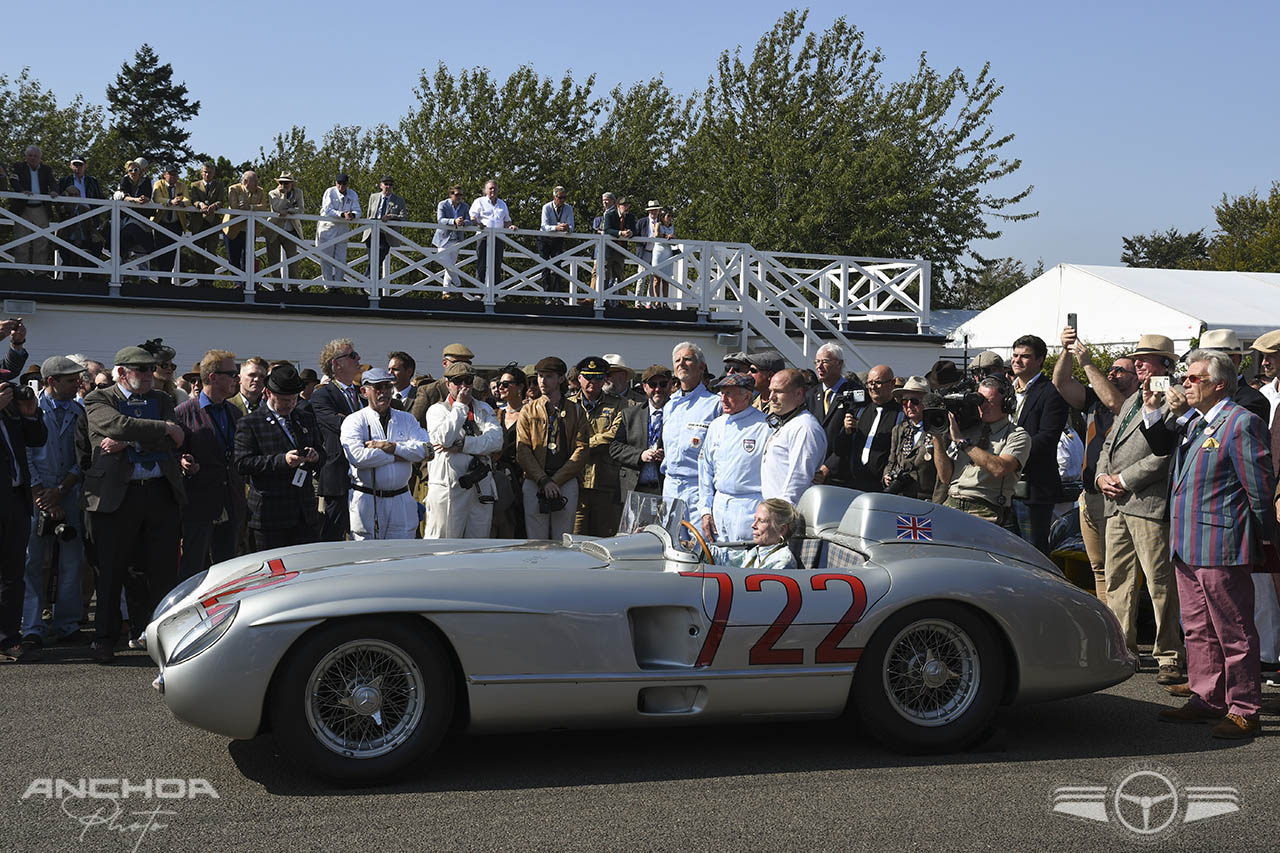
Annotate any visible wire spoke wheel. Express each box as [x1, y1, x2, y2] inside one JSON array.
[[882, 618, 980, 726], [305, 638, 426, 759]]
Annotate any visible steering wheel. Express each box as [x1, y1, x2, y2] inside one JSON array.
[[681, 520, 715, 564]]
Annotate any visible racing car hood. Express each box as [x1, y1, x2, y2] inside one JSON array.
[[185, 539, 608, 611]]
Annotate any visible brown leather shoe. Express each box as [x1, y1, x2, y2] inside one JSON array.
[[1164, 683, 1193, 698], [1158, 702, 1225, 723], [1211, 713, 1261, 739], [1156, 664, 1188, 685]]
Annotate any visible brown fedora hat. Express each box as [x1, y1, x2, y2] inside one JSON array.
[[1127, 334, 1177, 360]]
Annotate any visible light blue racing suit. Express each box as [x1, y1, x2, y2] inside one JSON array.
[[660, 383, 721, 523], [697, 406, 770, 541]]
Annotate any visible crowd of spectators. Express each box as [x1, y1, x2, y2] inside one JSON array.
[[4, 147, 682, 300], [2, 309, 1280, 738]]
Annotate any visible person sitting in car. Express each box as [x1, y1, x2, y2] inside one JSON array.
[[707, 498, 800, 570]]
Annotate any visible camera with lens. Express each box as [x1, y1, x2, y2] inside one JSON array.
[[3, 380, 35, 405], [832, 388, 865, 411], [537, 492, 568, 514], [36, 511, 77, 541], [921, 378, 983, 435], [883, 464, 915, 496], [456, 455, 491, 489]]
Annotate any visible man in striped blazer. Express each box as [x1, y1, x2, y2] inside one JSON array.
[[1140, 349, 1276, 738]]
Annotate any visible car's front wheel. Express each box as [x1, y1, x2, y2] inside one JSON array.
[[853, 602, 1004, 753], [270, 617, 455, 783]]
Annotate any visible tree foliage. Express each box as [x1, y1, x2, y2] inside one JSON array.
[[678, 10, 1033, 275], [105, 44, 203, 168], [1206, 183, 1280, 272], [1120, 226, 1208, 268], [936, 257, 1042, 309], [0, 69, 105, 172]]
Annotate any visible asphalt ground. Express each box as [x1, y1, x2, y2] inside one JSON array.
[[2, 636, 1277, 853]]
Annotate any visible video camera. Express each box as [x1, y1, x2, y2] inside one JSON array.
[[921, 378, 983, 435]]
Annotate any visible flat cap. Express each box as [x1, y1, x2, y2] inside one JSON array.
[[535, 356, 567, 375], [442, 343, 474, 361], [443, 362, 474, 380], [360, 367, 395, 385], [641, 364, 672, 384], [1252, 329, 1280, 354], [723, 351, 750, 366], [114, 346, 155, 367], [972, 350, 1004, 370], [713, 373, 756, 390], [41, 355, 84, 379], [747, 350, 784, 373], [576, 356, 609, 378]]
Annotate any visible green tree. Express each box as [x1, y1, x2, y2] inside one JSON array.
[[936, 257, 1041, 309], [678, 10, 1033, 278], [1206, 183, 1280, 272], [1120, 226, 1208, 268], [0, 69, 105, 174], [105, 44, 203, 168]]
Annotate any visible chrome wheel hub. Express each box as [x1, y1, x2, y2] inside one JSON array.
[[882, 618, 981, 727]]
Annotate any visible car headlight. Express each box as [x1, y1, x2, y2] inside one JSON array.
[[166, 601, 239, 666], [152, 570, 209, 622]]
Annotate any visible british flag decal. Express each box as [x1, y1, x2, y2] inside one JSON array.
[[896, 515, 933, 541]]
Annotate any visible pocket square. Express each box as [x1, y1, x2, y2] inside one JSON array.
[[1202, 437, 1220, 449]]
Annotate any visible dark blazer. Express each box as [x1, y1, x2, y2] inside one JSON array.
[[80, 385, 187, 514], [0, 409, 48, 516], [8, 162, 57, 211], [58, 173, 105, 199], [805, 377, 863, 483], [832, 400, 903, 492], [885, 418, 944, 502], [609, 403, 664, 495], [602, 207, 636, 244], [1015, 375, 1069, 504], [1234, 382, 1269, 425], [309, 381, 362, 496], [233, 406, 324, 531], [174, 394, 245, 524]]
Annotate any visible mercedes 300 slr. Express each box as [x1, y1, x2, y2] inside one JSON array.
[[146, 487, 1135, 783]]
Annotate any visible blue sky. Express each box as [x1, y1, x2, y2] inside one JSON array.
[[12, 0, 1279, 276]]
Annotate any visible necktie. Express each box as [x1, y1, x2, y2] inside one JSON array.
[[345, 385, 359, 413], [824, 389, 832, 416], [376, 196, 387, 220], [1179, 416, 1205, 476]]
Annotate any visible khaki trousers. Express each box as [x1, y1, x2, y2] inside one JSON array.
[[14, 204, 51, 267], [1079, 491, 1107, 600], [1104, 511, 1185, 666]]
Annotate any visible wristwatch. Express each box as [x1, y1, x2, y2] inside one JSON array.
[[955, 438, 973, 452]]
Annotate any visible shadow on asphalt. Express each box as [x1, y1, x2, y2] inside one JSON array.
[[226, 689, 1261, 796]]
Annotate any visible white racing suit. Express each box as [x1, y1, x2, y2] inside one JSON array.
[[341, 406, 430, 539], [424, 397, 503, 538]]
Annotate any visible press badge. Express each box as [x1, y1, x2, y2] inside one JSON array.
[[291, 468, 307, 487]]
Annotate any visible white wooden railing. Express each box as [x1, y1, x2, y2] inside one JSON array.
[[0, 190, 930, 368]]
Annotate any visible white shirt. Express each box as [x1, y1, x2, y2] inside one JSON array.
[[1262, 378, 1280, 424], [471, 195, 512, 229], [318, 186, 360, 228], [1014, 371, 1041, 419], [761, 409, 827, 507], [29, 167, 42, 196]]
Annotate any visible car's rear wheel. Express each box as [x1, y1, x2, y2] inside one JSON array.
[[853, 602, 1004, 753], [270, 618, 454, 783]]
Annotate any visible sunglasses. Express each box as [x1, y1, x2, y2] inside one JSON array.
[[1184, 373, 1210, 385], [448, 376, 475, 385], [158, 362, 176, 370], [211, 369, 238, 378], [747, 366, 763, 374], [901, 397, 922, 406], [94, 382, 112, 389], [1107, 366, 1135, 376], [645, 379, 671, 388], [497, 380, 522, 389], [128, 364, 156, 373], [338, 351, 360, 362]]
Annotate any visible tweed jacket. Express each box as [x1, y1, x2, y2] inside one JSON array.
[[1143, 401, 1275, 566], [233, 405, 325, 531], [222, 183, 270, 237], [411, 378, 450, 425], [80, 385, 186, 514], [610, 402, 664, 495], [268, 185, 306, 236], [187, 178, 227, 229], [1095, 390, 1172, 520], [885, 418, 945, 502], [309, 381, 363, 497], [515, 395, 589, 488], [173, 394, 245, 524]]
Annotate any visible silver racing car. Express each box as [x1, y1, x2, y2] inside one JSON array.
[[146, 486, 1135, 783]]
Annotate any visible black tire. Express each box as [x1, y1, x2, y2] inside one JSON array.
[[852, 601, 1005, 753], [269, 617, 455, 784]]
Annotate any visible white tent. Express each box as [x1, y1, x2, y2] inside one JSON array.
[[950, 264, 1280, 355]]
